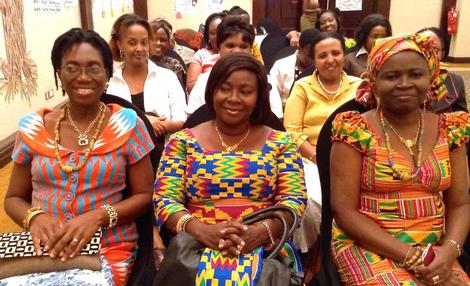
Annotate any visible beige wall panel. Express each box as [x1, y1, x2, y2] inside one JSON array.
[[389, 0, 442, 35]]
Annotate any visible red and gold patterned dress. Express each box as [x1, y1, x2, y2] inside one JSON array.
[[331, 111, 470, 285]]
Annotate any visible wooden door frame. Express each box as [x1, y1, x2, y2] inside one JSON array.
[[253, 0, 391, 31], [79, 0, 149, 31]]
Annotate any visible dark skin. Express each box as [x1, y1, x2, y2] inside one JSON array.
[[5, 42, 154, 262], [162, 69, 295, 256], [330, 51, 470, 285]]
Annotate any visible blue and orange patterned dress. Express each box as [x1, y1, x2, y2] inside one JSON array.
[[154, 128, 307, 285], [3, 104, 154, 286], [330, 111, 470, 285]]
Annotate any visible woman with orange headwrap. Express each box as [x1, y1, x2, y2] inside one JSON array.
[[330, 34, 470, 285]]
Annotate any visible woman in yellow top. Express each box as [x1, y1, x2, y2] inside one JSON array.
[[284, 31, 362, 253]]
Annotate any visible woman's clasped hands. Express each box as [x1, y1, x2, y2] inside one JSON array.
[[194, 218, 269, 257], [29, 211, 103, 262]]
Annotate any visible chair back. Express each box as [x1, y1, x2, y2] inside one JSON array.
[[313, 98, 367, 285], [101, 94, 164, 286]]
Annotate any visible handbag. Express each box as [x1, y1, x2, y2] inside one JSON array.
[[0, 230, 102, 279], [154, 205, 304, 286]]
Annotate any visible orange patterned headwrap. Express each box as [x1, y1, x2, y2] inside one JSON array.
[[355, 33, 447, 107]]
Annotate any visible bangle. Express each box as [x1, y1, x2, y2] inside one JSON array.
[[443, 239, 462, 256], [100, 205, 118, 228], [176, 214, 197, 232], [23, 207, 46, 231], [399, 245, 414, 267], [261, 221, 276, 245]]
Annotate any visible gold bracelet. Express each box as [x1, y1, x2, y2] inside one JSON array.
[[22, 207, 46, 231], [176, 214, 196, 232], [399, 245, 414, 267], [100, 205, 118, 229], [261, 221, 276, 245], [443, 239, 462, 256]]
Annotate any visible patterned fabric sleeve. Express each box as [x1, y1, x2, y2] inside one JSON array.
[[126, 116, 155, 164], [153, 131, 188, 226], [331, 111, 375, 154], [11, 132, 32, 164], [442, 111, 470, 151], [274, 133, 307, 217]]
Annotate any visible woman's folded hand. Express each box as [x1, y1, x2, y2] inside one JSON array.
[[29, 213, 63, 256]]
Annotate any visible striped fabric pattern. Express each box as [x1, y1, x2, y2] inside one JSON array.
[[11, 104, 154, 285], [330, 111, 470, 285], [153, 128, 307, 285]]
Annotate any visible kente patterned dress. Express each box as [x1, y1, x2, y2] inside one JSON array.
[[330, 111, 470, 286], [2, 104, 154, 286], [154, 128, 307, 285]]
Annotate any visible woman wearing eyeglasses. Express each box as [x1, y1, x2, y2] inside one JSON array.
[[2, 28, 154, 286]]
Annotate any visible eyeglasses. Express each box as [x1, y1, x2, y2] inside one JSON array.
[[61, 64, 106, 77]]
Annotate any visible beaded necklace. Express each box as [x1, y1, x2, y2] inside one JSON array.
[[54, 103, 106, 173], [317, 73, 343, 95], [379, 109, 424, 182]]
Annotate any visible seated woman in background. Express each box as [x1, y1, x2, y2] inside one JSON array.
[[417, 27, 468, 113], [2, 28, 154, 286], [154, 53, 307, 285], [107, 13, 187, 138], [330, 33, 470, 285], [187, 15, 283, 119], [149, 19, 187, 90], [284, 32, 362, 260], [186, 12, 225, 92], [344, 13, 392, 77], [315, 9, 355, 49]]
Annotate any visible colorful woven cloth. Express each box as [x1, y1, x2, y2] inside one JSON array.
[[154, 128, 307, 285], [330, 111, 470, 286], [11, 104, 154, 285], [356, 33, 447, 107]]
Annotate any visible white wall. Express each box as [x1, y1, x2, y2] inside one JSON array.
[[147, 0, 253, 31], [389, 0, 443, 35]]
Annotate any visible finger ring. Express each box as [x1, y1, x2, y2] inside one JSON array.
[[71, 238, 79, 243], [432, 275, 440, 284]]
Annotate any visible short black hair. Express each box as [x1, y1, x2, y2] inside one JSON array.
[[109, 13, 152, 61], [299, 28, 321, 49], [205, 53, 271, 124], [309, 31, 346, 58], [51, 28, 113, 92], [228, 6, 248, 16], [202, 12, 226, 49], [417, 26, 449, 59], [315, 9, 343, 34], [216, 15, 255, 49], [353, 13, 392, 52]]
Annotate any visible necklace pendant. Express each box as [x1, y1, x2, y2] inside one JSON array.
[[405, 139, 414, 148], [226, 146, 233, 152], [78, 134, 89, 146]]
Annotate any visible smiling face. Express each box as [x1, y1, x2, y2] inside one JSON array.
[[58, 42, 108, 106], [319, 12, 338, 32], [374, 51, 430, 114], [208, 17, 222, 50], [366, 25, 388, 53], [219, 33, 252, 56], [117, 24, 149, 66], [314, 37, 344, 81], [152, 27, 170, 58], [213, 69, 258, 126]]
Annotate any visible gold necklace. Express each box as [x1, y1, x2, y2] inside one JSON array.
[[67, 103, 105, 146], [379, 109, 424, 182], [317, 73, 343, 95], [382, 111, 422, 154], [54, 104, 106, 173], [214, 123, 251, 152]]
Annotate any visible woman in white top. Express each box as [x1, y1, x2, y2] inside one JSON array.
[[107, 13, 187, 138]]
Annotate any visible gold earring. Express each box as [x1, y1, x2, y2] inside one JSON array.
[[119, 50, 124, 59]]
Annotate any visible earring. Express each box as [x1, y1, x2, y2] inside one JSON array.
[[375, 96, 381, 109], [119, 50, 124, 59]]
